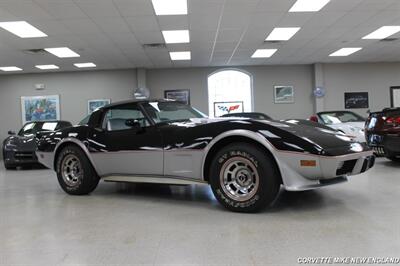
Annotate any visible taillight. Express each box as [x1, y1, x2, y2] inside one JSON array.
[[309, 115, 318, 123], [385, 116, 400, 126]]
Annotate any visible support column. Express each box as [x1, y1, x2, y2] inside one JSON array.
[[313, 63, 325, 113], [137, 68, 147, 89]]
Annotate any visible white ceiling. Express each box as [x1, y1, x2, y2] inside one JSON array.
[[1, 0, 400, 73]]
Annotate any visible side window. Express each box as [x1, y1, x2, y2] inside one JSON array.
[[102, 106, 150, 131]]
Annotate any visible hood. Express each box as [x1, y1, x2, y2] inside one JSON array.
[[341, 121, 365, 129], [166, 117, 364, 155], [4, 135, 36, 151]]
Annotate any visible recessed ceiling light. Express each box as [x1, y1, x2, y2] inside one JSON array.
[[329, 47, 362, 57], [35, 64, 59, 70], [289, 0, 330, 12], [251, 49, 277, 58], [0, 66, 22, 72], [266, 27, 301, 41], [151, 0, 187, 15], [362, 26, 400, 40], [170, 51, 191, 60], [74, 63, 96, 68], [0, 21, 47, 38], [45, 47, 80, 58], [162, 30, 190, 44]]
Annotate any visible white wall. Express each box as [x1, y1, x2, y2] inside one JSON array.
[[0, 69, 136, 149], [147, 65, 314, 120], [322, 63, 400, 115], [1, 62, 400, 159]]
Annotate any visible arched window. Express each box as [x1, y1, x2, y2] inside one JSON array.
[[207, 69, 253, 117]]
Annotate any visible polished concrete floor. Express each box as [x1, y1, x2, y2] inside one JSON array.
[[0, 158, 399, 266]]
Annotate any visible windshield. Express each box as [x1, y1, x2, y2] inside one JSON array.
[[78, 115, 90, 125], [18, 121, 59, 136], [319, 111, 365, 125], [142, 101, 206, 124]]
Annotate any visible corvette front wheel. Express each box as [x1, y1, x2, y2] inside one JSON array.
[[56, 145, 99, 195], [209, 143, 281, 213]]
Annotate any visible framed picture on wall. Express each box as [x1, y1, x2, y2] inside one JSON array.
[[164, 89, 190, 105], [274, 86, 294, 104], [344, 92, 369, 109], [21, 95, 60, 124], [213, 101, 244, 117], [88, 99, 111, 114], [390, 87, 400, 107]]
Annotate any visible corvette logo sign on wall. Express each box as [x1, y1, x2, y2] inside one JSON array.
[[213, 101, 244, 117]]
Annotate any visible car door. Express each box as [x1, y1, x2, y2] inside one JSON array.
[[88, 102, 163, 176]]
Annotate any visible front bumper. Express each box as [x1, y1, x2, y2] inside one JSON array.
[[275, 150, 375, 191], [4, 150, 38, 165]]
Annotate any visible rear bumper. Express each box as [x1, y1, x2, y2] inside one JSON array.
[[367, 133, 400, 156], [384, 135, 400, 156]]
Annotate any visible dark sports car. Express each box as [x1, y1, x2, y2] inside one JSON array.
[[36, 100, 374, 212], [365, 107, 400, 162], [3, 120, 72, 169]]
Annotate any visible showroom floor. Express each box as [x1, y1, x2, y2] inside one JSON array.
[[0, 158, 399, 266]]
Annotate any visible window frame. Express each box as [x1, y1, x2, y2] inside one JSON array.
[[207, 68, 254, 118], [141, 101, 205, 125], [100, 102, 155, 132]]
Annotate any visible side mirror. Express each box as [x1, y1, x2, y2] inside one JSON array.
[[125, 119, 141, 130], [8, 130, 16, 135]]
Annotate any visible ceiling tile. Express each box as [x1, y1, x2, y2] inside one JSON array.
[[125, 16, 160, 32]]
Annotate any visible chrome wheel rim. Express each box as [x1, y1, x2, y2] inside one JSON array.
[[220, 156, 259, 202], [61, 154, 82, 187]]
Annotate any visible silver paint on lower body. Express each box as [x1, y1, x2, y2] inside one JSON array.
[[91, 151, 164, 176]]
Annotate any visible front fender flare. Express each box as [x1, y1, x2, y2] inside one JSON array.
[[53, 137, 98, 172], [201, 129, 282, 180]]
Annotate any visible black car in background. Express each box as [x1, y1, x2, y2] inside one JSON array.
[[365, 107, 400, 162], [3, 120, 72, 169]]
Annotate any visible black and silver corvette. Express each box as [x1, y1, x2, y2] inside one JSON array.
[[36, 100, 375, 212]]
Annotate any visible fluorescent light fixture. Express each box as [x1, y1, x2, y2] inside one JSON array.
[[151, 0, 187, 15], [45, 47, 80, 58], [74, 62, 96, 68], [251, 49, 277, 58], [0, 21, 47, 38], [162, 30, 190, 43], [35, 64, 59, 70], [329, 47, 362, 57], [170, 51, 191, 60], [266, 27, 300, 41], [0, 66, 22, 72], [362, 26, 400, 40], [289, 0, 330, 12]]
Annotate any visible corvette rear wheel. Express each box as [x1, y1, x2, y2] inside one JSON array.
[[209, 143, 280, 212], [56, 145, 99, 195]]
